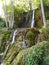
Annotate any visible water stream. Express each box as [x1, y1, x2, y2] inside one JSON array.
[[40, 0, 46, 27], [11, 29, 17, 44], [0, 53, 4, 65], [0, 62, 4, 65], [31, 10, 35, 28], [0, 53, 4, 56]]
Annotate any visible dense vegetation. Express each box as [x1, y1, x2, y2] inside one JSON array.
[[0, 0, 49, 65]]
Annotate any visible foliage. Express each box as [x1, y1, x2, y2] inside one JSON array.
[[0, 29, 11, 53], [0, 0, 49, 65], [35, 9, 43, 28], [0, 0, 49, 28], [11, 41, 49, 65], [25, 29, 39, 46], [4, 42, 22, 65], [39, 21, 49, 42], [0, 17, 5, 29], [44, 0, 49, 5], [24, 48, 43, 65], [25, 30, 35, 46], [43, 56, 49, 65]]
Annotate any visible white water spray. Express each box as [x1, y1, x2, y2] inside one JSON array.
[[11, 29, 17, 44], [40, 0, 46, 27], [31, 10, 35, 28], [0, 53, 4, 56], [0, 53, 4, 65], [0, 62, 4, 65]]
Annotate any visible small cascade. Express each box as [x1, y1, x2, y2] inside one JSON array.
[[22, 35, 26, 49], [0, 60, 4, 65], [0, 54, 4, 65], [31, 10, 35, 28], [40, 0, 46, 27], [11, 29, 17, 44], [0, 62, 4, 65], [0, 53, 4, 56]]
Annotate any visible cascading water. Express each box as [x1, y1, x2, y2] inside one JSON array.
[[0, 53, 4, 56], [0, 53, 4, 65], [0, 45, 10, 65], [0, 62, 4, 65], [31, 10, 35, 28], [22, 35, 26, 49], [40, 0, 46, 27], [11, 29, 17, 44]]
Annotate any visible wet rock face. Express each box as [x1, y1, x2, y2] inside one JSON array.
[[1, 26, 49, 65], [0, 28, 39, 51], [3, 42, 22, 65], [0, 28, 39, 64]]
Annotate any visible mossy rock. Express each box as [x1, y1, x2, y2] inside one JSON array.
[[4, 42, 22, 65], [0, 29, 12, 53], [39, 22, 49, 42], [24, 28, 39, 46], [35, 9, 43, 28], [8, 41, 49, 65], [14, 28, 39, 47], [17, 36, 22, 42]]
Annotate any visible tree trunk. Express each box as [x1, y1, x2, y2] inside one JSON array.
[[3, 1, 8, 28], [9, 0, 14, 28], [40, 0, 46, 27]]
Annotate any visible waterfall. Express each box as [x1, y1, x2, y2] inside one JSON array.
[[0, 62, 4, 65], [0, 53, 4, 65], [0, 53, 4, 56], [11, 29, 17, 44], [0, 60, 4, 65], [22, 36, 26, 49], [31, 10, 35, 28], [40, 0, 46, 27]]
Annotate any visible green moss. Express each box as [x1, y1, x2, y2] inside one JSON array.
[[39, 22, 49, 42], [25, 28, 39, 46], [11, 41, 49, 65], [17, 36, 22, 42], [43, 56, 49, 65], [26, 30, 35, 45], [4, 42, 22, 65], [0, 29, 11, 53], [35, 9, 43, 28], [0, 17, 5, 29]]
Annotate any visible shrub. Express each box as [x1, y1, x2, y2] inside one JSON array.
[[43, 56, 49, 65], [11, 41, 49, 65], [25, 29, 39, 46]]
